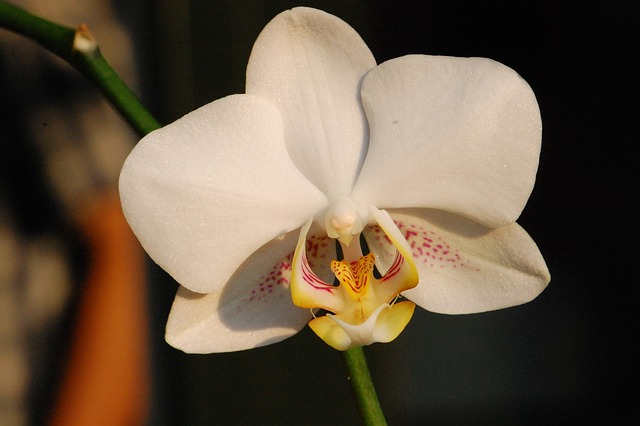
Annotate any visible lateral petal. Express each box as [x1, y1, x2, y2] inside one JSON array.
[[165, 227, 333, 353], [353, 55, 542, 227], [119, 94, 327, 293], [365, 209, 550, 314], [246, 7, 376, 196]]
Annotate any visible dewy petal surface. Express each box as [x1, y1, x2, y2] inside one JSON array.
[[364, 209, 549, 314], [246, 7, 376, 196], [352, 55, 542, 227], [119, 94, 327, 294], [166, 228, 334, 353]]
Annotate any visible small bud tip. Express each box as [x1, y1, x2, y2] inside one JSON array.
[[73, 23, 98, 54]]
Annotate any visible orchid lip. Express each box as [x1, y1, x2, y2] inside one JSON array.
[[291, 207, 419, 350]]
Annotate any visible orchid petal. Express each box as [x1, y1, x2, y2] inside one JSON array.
[[352, 55, 542, 227], [365, 209, 549, 314], [166, 227, 334, 353], [119, 94, 327, 293], [167, 286, 306, 353], [246, 7, 376, 196]]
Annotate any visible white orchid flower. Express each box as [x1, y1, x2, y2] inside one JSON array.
[[119, 7, 549, 353]]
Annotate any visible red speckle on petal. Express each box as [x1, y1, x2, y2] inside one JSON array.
[[368, 220, 480, 272], [243, 232, 333, 303]]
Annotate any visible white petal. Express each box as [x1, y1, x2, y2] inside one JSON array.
[[352, 55, 542, 227], [119, 94, 327, 293], [246, 7, 376, 196], [166, 228, 333, 353], [365, 209, 549, 314]]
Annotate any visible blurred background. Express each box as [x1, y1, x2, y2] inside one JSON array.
[[1, 0, 637, 425]]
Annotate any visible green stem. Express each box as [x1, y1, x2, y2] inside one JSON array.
[[343, 346, 387, 425], [0, 1, 160, 136]]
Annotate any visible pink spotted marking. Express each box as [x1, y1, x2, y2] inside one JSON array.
[[247, 233, 332, 302], [400, 221, 478, 271], [370, 221, 479, 272], [248, 251, 293, 302], [306, 234, 330, 261]]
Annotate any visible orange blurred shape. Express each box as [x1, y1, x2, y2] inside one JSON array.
[[49, 193, 149, 426]]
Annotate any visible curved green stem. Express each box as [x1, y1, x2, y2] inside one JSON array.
[[343, 346, 387, 425], [0, 1, 160, 136]]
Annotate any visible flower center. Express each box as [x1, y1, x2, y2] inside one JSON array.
[[291, 208, 420, 350]]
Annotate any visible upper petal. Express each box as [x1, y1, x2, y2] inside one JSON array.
[[246, 7, 376, 196], [352, 55, 542, 227], [119, 94, 327, 293], [365, 209, 550, 314]]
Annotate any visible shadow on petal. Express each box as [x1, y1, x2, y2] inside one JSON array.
[[392, 208, 496, 238], [166, 224, 338, 352], [217, 229, 309, 331]]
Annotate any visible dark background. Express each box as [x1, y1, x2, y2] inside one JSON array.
[[126, 1, 637, 425]]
